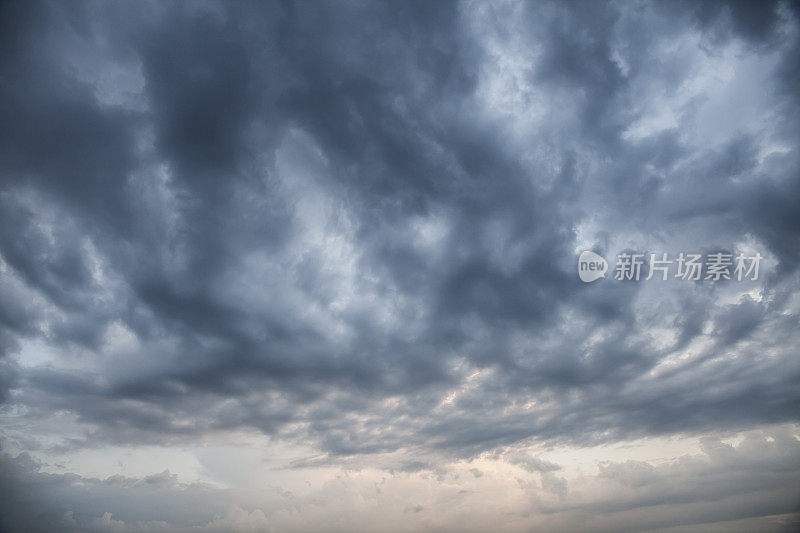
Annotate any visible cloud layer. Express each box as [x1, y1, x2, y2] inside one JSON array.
[[1, 0, 799, 531]]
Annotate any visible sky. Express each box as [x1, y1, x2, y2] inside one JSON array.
[[0, 0, 799, 531]]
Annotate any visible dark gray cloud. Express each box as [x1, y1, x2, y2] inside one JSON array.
[[1, 0, 799, 530]]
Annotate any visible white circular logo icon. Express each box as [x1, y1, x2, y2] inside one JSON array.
[[578, 251, 608, 282]]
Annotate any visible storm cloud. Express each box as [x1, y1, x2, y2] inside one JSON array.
[[1, 0, 799, 531]]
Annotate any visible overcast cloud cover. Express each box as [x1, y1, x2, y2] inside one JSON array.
[[1, 0, 799, 531]]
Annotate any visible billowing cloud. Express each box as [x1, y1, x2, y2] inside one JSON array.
[[1, 0, 799, 531]]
